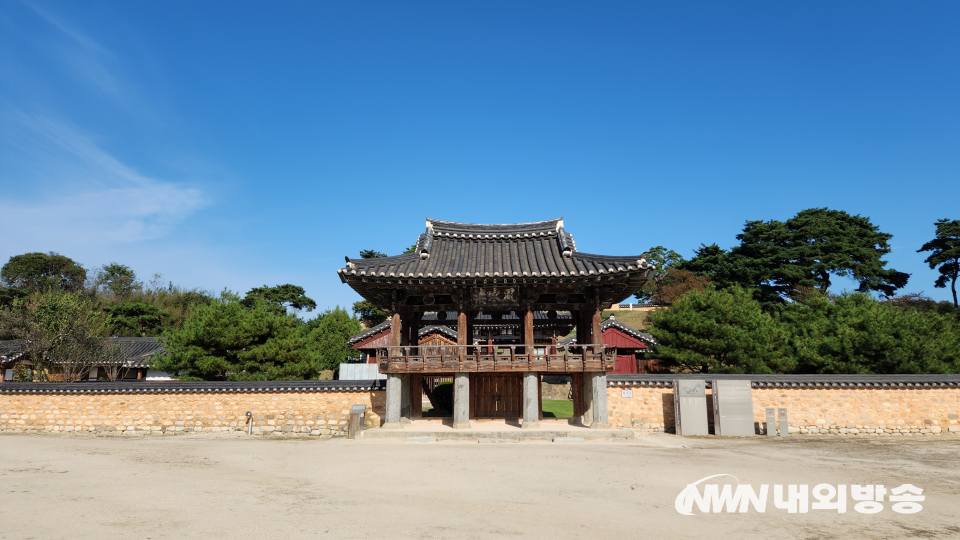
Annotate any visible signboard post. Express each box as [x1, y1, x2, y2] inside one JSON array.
[[765, 408, 776, 436], [712, 380, 755, 437], [673, 379, 709, 436], [778, 408, 789, 437]]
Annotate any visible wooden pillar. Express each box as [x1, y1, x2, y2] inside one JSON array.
[[522, 307, 534, 354], [389, 312, 401, 347], [591, 308, 602, 346], [457, 310, 468, 345]]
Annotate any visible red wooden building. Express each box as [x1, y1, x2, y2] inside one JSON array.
[[558, 315, 664, 374], [600, 315, 664, 374]]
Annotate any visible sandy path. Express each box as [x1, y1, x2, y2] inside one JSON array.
[[1, 433, 957, 539]]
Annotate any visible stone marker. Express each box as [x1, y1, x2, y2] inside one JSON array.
[[347, 404, 366, 439], [674, 379, 709, 436], [765, 408, 776, 436], [712, 379, 755, 437], [778, 408, 789, 437]]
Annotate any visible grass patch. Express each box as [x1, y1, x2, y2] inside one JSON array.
[[601, 309, 655, 330], [541, 399, 574, 418]]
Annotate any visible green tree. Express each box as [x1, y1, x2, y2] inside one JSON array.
[[648, 287, 793, 374], [359, 249, 387, 259], [94, 263, 140, 298], [307, 307, 362, 372], [684, 209, 909, 303], [241, 284, 317, 316], [0, 290, 114, 381], [0, 287, 29, 309], [634, 246, 684, 304], [1, 252, 87, 292], [153, 292, 322, 381], [781, 293, 960, 374], [104, 302, 171, 336], [917, 218, 960, 308]]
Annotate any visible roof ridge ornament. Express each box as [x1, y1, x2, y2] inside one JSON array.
[[420, 222, 434, 260], [557, 225, 573, 257]]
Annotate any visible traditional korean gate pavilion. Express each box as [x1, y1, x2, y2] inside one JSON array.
[[338, 218, 654, 429]]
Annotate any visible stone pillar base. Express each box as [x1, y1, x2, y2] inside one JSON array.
[[401, 417, 412, 425], [521, 420, 541, 430], [589, 422, 611, 430], [382, 422, 404, 430], [452, 421, 471, 430]]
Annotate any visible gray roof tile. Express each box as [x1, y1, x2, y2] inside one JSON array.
[[339, 218, 653, 281]]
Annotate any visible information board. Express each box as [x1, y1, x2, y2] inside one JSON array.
[[673, 379, 709, 436], [712, 379, 755, 436]]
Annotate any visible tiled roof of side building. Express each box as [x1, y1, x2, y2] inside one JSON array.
[[346, 320, 392, 345], [601, 315, 657, 345], [0, 337, 166, 367], [339, 218, 654, 280], [419, 325, 458, 340], [0, 340, 25, 361], [347, 320, 459, 345]]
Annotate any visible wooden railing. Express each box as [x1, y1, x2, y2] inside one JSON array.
[[376, 344, 614, 374]]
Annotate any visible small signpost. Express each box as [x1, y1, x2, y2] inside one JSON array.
[[674, 380, 709, 436], [778, 408, 789, 437], [712, 380, 755, 437], [765, 408, 776, 436]]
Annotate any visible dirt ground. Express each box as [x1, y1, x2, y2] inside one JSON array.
[[1, 432, 958, 540]]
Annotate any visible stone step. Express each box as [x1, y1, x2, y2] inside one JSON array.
[[364, 428, 633, 441]]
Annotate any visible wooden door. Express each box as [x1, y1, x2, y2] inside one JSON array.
[[615, 354, 638, 374], [470, 374, 523, 418]]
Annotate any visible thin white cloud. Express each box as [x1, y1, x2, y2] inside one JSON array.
[[23, 1, 130, 105], [0, 111, 207, 247]]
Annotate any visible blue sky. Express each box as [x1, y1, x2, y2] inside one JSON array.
[[1, 1, 958, 311]]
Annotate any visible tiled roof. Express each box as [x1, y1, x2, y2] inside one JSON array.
[[339, 218, 653, 281], [419, 325, 458, 340], [347, 320, 459, 345], [0, 337, 166, 368], [0, 380, 385, 394], [601, 315, 657, 345], [347, 320, 391, 345], [0, 340, 26, 362], [105, 337, 167, 367], [608, 374, 960, 389]]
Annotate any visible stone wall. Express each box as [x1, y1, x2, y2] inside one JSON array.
[[541, 382, 572, 400], [607, 375, 960, 436], [0, 381, 385, 437]]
